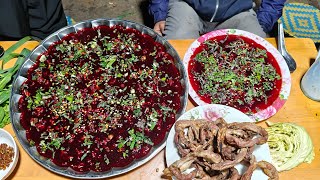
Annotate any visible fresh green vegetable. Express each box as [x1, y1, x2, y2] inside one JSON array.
[[0, 89, 10, 104], [0, 37, 32, 128], [266, 121, 315, 171], [1, 36, 31, 68]]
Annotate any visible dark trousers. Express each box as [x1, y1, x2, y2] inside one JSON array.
[[0, 0, 67, 40]]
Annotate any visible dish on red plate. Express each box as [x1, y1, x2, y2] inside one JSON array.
[[10, 19, 188, 178], [184, 29, 291, 121]]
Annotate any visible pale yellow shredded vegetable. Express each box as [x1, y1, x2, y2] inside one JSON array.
[[266, 121, 315, 172]]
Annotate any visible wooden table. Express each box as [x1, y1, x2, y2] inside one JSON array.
[[1, 38, 319, 180]]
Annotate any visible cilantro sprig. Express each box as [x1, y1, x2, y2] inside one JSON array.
[[117, 129, 153, 158]]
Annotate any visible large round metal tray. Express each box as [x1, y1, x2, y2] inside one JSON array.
[[9, 19, 188, 179]]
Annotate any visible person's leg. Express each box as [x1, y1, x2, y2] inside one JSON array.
[[164, 0, 204, 39], [214, 9, 267, 38], [0, 0, 30, 40], [28, 0, 67, 39]]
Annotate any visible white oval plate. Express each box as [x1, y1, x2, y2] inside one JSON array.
[[165, 104, 272, 180]]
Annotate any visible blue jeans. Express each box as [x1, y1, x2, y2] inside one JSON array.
[[164, 0, 266, 39]]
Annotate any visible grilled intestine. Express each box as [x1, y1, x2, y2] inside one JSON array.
[[163, 118, 279, 180]]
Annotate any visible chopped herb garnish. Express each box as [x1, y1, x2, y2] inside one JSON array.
[[81, 152, 88, 161], [191, 36, 281, 113], [19, 25, 182, 172]]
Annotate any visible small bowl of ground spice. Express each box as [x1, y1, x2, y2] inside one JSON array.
[[0, 129, 19, 179]]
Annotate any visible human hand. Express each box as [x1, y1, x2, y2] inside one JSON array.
[[153, 21, 166, 36]]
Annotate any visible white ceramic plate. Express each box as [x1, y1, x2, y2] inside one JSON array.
[[165, 104, 272, 179], [0, 129, 19, 180]]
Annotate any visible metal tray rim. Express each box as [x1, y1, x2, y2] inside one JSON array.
[[10, 18, 188, 179]]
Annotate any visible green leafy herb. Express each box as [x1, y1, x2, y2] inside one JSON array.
[[117, 129, 153, 152], [0, 38, 32, 128], [100, 55, 117, 69], [81, 152, 88, 161]]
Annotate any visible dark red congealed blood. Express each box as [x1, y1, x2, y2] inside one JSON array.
[[19, 25, 183, 172], [188, 35, 282, 113]]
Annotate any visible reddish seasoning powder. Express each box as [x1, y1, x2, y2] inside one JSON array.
[[0, 143, 14, 170]]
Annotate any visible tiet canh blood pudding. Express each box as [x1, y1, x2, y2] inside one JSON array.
[[19, 25, 184, 172]]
